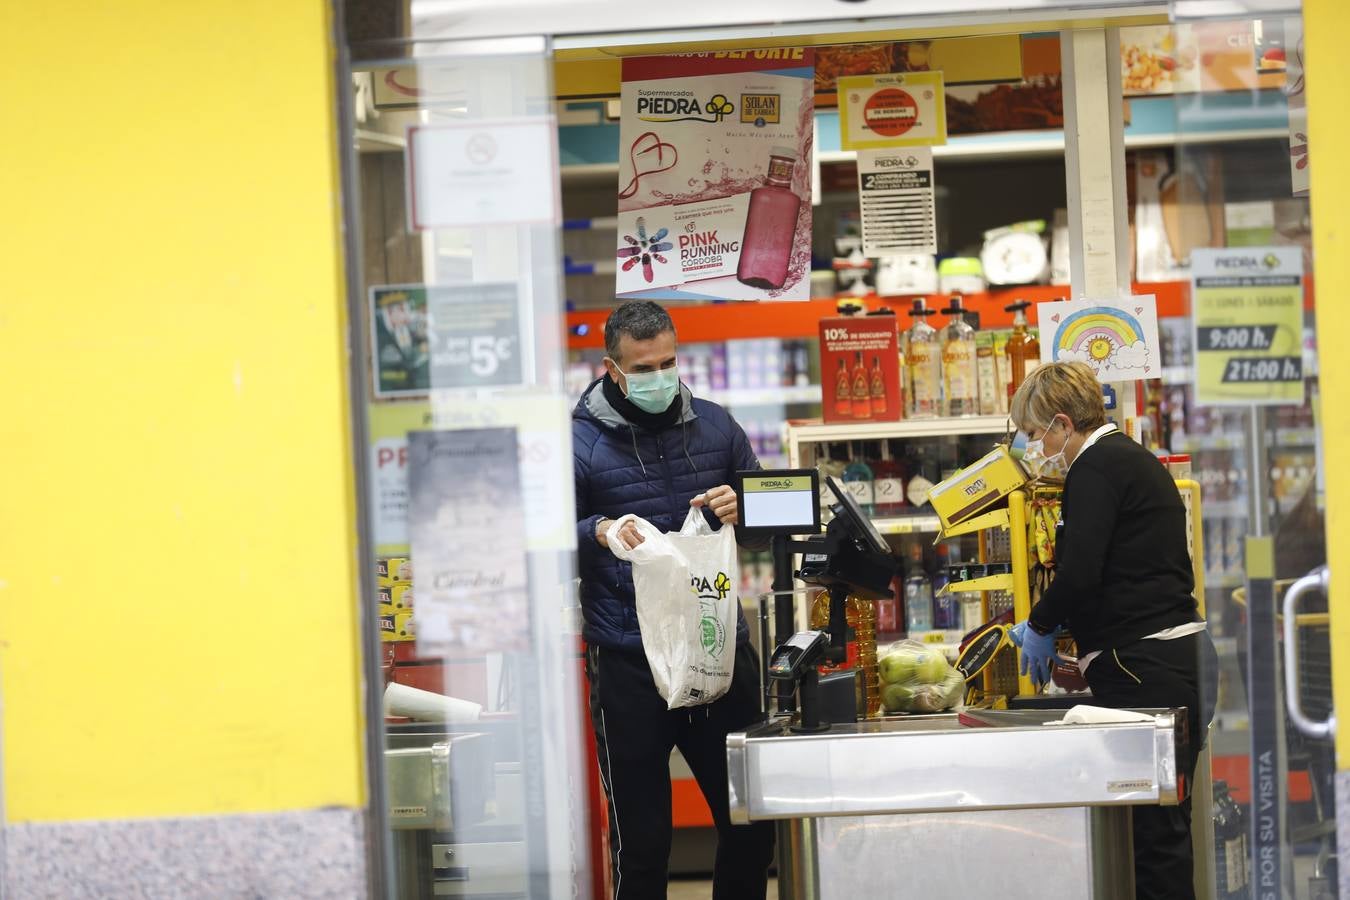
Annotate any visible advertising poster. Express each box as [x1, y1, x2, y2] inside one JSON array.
[[408, 428, 530, 654], [818, 314, 901, 424], [1037, 295, 1162, 382], [1284, 18, 1308, 197], [838, 71, 948, 150], [1191, 246, 1304, 406], [370, 283, 522, 398], [856, 147, 936, 256], [369, 401, 433, 555], [368, 394, 575, 557], [1119, 22, 1287, 96], [616, 49, 815, 301], [813, 36, 1023, 106]]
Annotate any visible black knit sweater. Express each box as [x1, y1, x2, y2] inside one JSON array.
[[1029, 432, 1199, 654]]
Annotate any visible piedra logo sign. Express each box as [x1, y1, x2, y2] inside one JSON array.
[[637, 91, 735, 124], [691, 571, 732, 656]]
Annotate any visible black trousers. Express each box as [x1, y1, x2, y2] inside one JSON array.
[[586, 640, 775, 900], [1084, 631, 1219, 900]]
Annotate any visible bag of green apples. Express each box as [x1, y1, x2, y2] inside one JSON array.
[[878, 640, 966, 713]]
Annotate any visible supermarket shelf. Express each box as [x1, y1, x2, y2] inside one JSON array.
[[702, 385, 821, 406], [873, 514, 942, 535], [940, 573, 1014, 595], [787, 415, 1009, 443], [1203, 500, 1248, 519], [567, 283, 1190, 348], [816, 128, 1288, 165], [1181, 433, 1247, 452], [562, 128, 1288, 180], [1160, 365, 1192, 385], [1273, 427, 1317, 447]]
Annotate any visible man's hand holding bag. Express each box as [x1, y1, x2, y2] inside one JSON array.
[[606, 508, 739, 709]]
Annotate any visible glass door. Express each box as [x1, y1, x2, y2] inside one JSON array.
[[341, 29, 590, 900], [1159, 5, 1334, 895]]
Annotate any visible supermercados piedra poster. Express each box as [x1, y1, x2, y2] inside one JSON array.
[[616, 49, 815, 301]]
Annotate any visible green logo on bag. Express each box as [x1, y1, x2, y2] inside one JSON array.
[[691, 570, 732, 657]]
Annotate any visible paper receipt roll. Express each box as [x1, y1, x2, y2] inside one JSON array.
[[384, 682, 483, 723]]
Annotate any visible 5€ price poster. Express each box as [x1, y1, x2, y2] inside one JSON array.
[[856, 147, 936, 256], [1191, 246, 1304, 406], [370, 283, 522, 398], [838, 71, 947, 150], [408, 428, 530, 654], [615, 49, 815, 301]]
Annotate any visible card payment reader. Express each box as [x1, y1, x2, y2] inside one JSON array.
[[735, 471, 896, 731]]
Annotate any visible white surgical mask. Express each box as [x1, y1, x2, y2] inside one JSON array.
[[1017, 417, 1068, 479], [616, 364, 680, 414]]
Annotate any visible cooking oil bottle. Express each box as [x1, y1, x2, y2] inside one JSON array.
[[809, 588, 881, 717], [1005, 300, 1041, 398]]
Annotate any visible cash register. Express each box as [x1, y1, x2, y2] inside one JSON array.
[[733, 470, 895, 732]]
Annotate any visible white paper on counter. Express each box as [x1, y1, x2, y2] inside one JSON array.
[[384, 681, 483, 723], [1043, 704, 1156, 726]]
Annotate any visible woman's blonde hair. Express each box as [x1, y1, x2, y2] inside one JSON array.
[[1009, 362, 1108, 433]]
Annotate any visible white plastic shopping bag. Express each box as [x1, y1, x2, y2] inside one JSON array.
[[607, 508, 739, 709]]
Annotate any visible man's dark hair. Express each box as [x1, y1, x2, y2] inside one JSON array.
[[604, 301, 675, 361]]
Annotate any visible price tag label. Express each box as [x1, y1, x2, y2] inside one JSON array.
[[843, 479, 875, 506], [370, 283, 523, 397], [1191, 247, 1304, 406]]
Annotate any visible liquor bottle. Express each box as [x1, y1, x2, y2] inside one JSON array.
[[906, 299, 942, 419], [869, 355, 888, 415], [976, 331, 998, 415], [737, 148, 801, 290], [932, 542, 958, 629], [1005, 300, 1042, 398], [834, 358, 852, 418], [941, 295, 979, 417], [877, 568, 904, 639], [993, 330, 1012, 414], [872, 440, 909, 517], [896, 329, 909, 421], [903, 542, 933, 633], [809, 588, 881, 717], [841, 441, 876, 514], [851, 351, 872, 419]]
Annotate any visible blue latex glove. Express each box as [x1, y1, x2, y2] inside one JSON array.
[[1015, 621, 1063, 685]]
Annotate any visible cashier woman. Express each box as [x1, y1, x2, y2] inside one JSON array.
[[1008, 362, 1218, 900]]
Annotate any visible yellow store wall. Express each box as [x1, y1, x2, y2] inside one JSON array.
[[0, 2, 366, 820], [1304, 0, 1350, 764]]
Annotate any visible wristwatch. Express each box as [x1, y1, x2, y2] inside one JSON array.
[[1027, 618, 1055, 637]]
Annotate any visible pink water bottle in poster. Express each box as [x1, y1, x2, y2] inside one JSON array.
[[615, 49, 815, 301], [737, 148, 803, 290]]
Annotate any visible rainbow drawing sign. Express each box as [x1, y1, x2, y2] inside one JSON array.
[[1035, 295, 1161, 382]]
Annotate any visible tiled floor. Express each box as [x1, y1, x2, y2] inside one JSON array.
[[667, 877, 777, 899]]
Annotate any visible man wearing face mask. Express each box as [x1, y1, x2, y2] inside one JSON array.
[[1006, 362, 1217, 900], [573, 300, 774, 899]]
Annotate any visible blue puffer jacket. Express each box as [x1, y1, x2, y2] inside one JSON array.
[[573, 378, 764, 653]]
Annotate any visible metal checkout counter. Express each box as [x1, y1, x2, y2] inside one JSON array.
[[727, 471, 1192, 900]]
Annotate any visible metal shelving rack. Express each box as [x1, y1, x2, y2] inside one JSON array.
[[784, 416, 1010, 638]]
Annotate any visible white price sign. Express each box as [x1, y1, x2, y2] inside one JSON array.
[[369, 283, 523, 397]]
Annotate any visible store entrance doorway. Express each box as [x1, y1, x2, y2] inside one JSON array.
[[339, 2, 1336, 897]]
